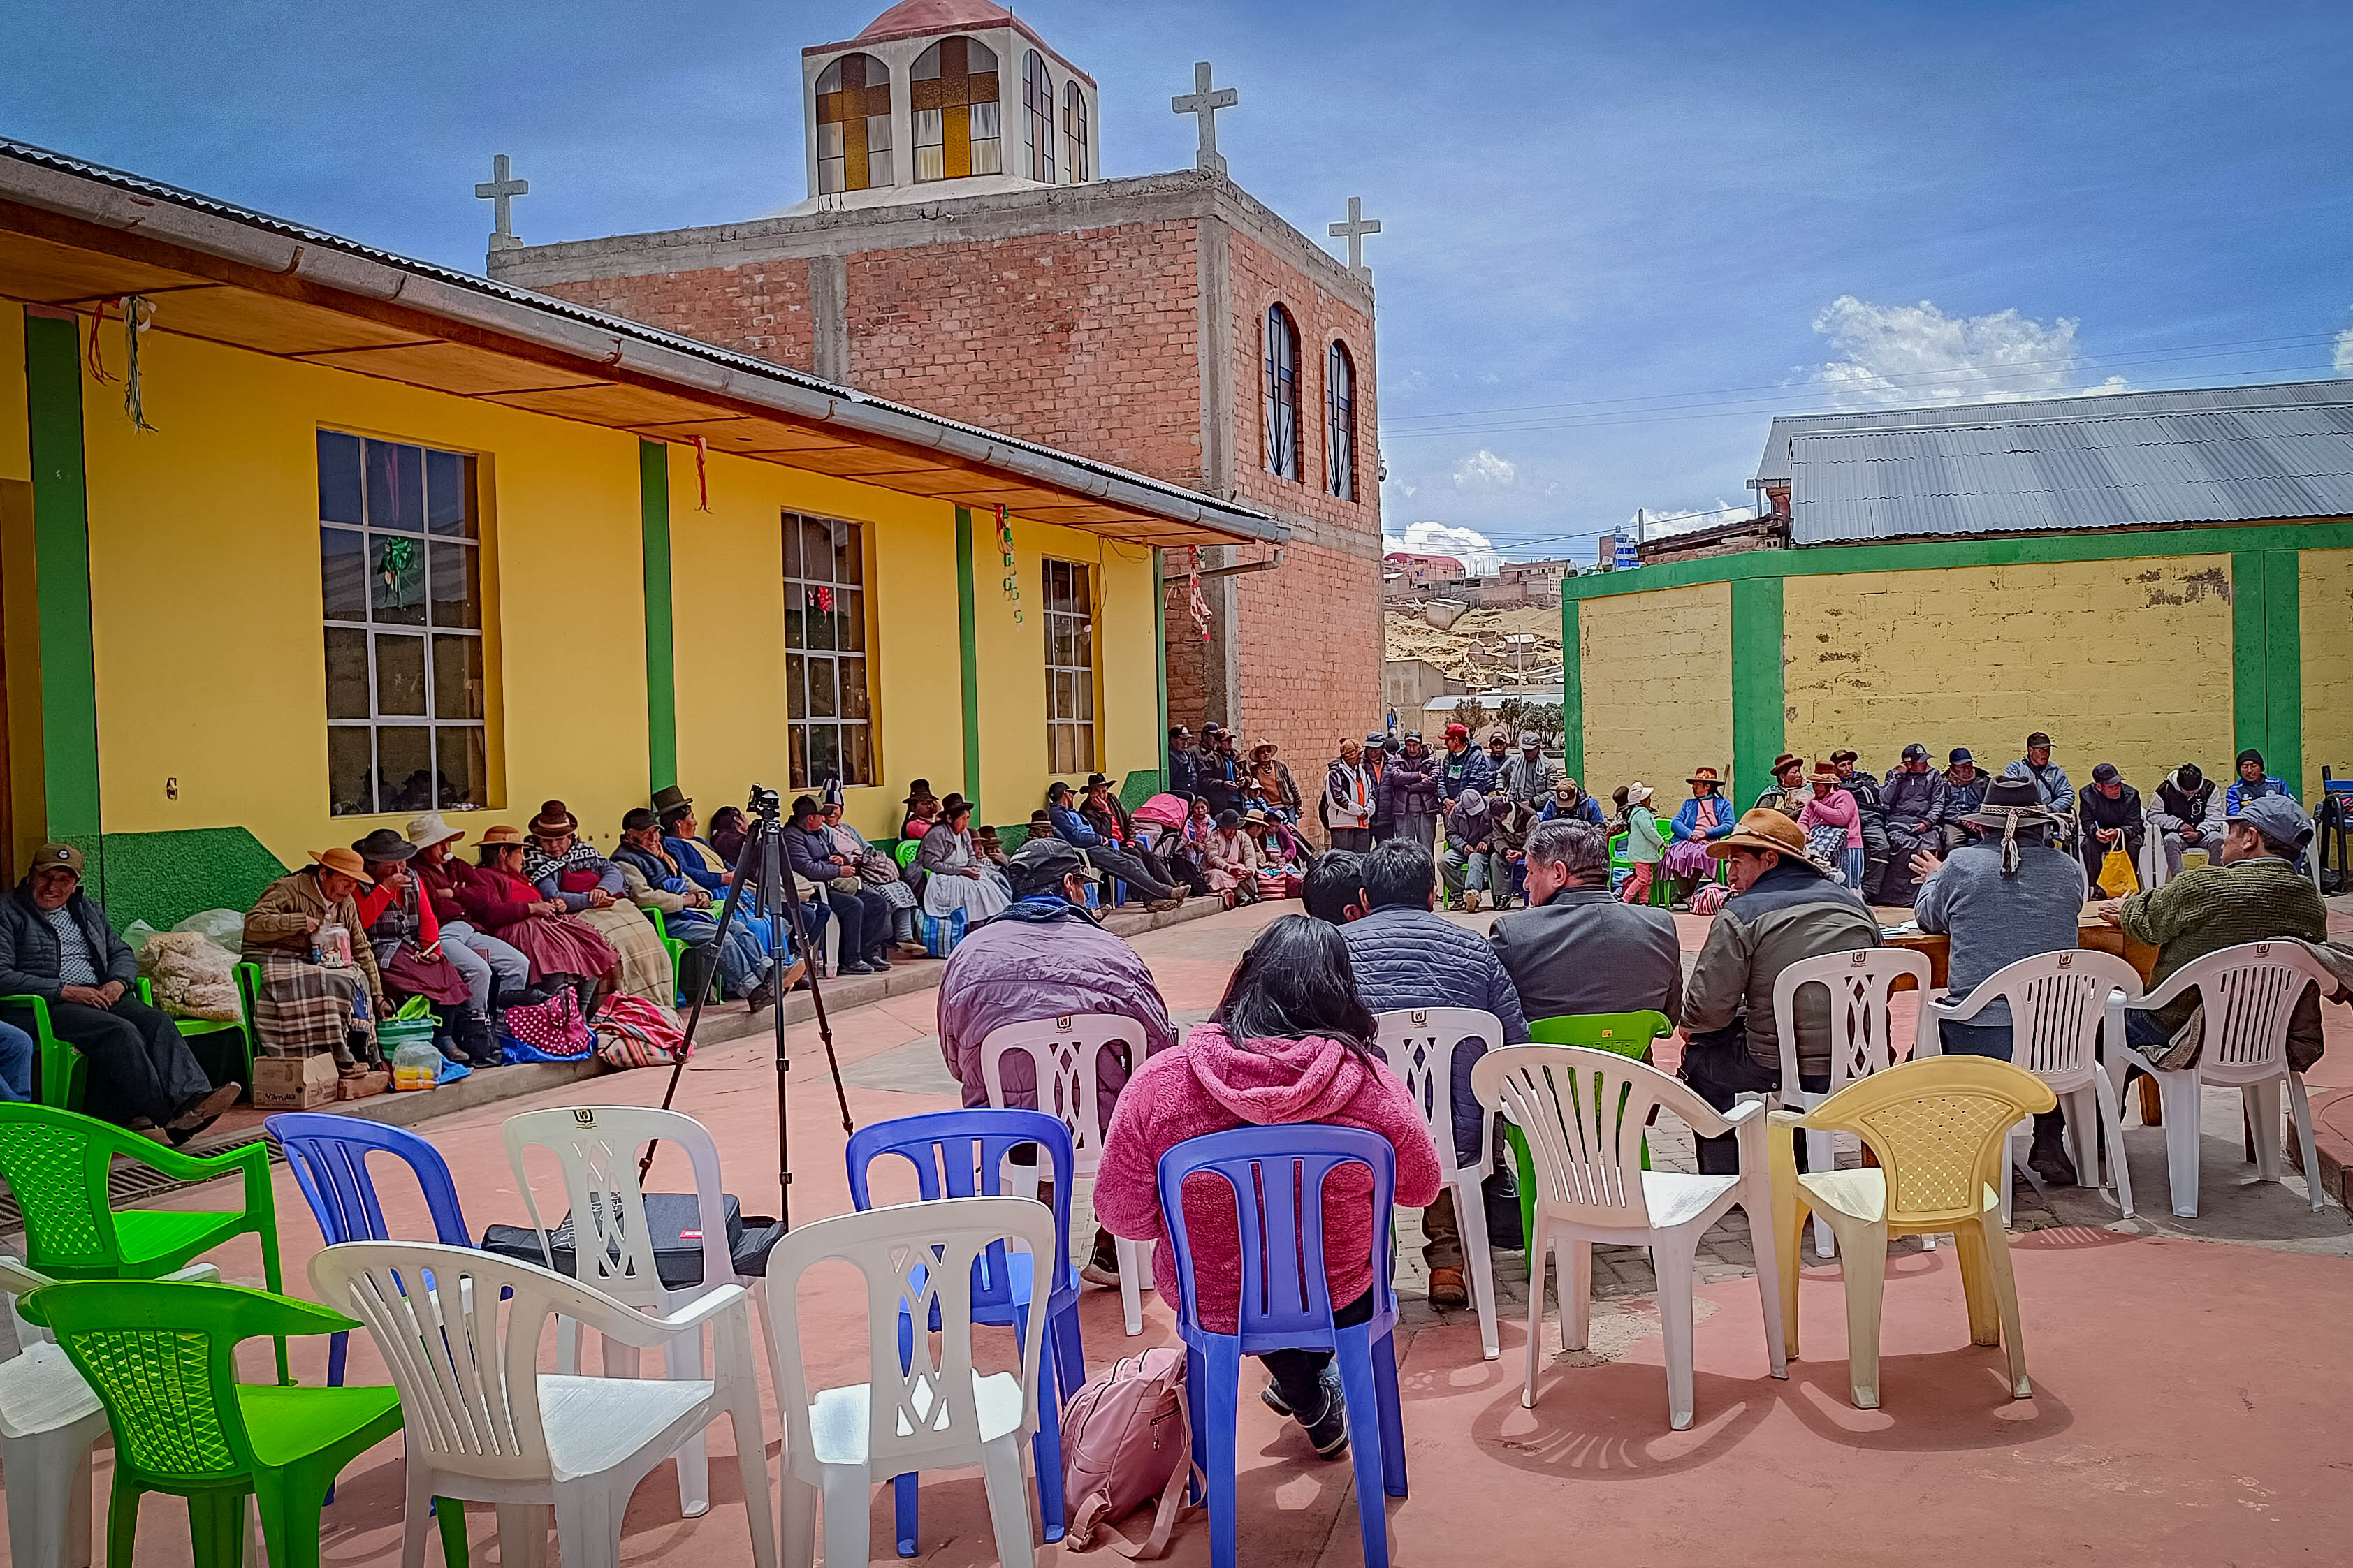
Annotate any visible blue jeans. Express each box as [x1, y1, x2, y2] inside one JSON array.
[[666, 909, 770, 997], [0, 1020, 31, 1101]]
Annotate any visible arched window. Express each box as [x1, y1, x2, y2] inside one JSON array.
[[815, 53, 893, 193], [911, 36, 1000, 182], [1062, 81, 1090, 182], [1326, 340, 1357, 501], [1022, 50, 1055, 183], [1263, 304, 1301, 481]]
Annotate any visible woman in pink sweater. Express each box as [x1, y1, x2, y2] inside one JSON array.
[[1096, 916, 1441, 1458], [1797, 761, 1865, 890]]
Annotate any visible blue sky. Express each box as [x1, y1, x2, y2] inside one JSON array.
[[5, 1, 2349, 566]]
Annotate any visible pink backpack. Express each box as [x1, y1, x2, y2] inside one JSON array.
[[1061, 1347, 1200, 1557]]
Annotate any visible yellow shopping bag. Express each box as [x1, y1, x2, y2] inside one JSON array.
[[2097, 847, 2140, 897]]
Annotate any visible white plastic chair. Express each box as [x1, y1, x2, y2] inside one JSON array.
[[1773, 947, 1939, 1257], [1372, 1006, 1506, 1361], [979, 1013, 1156, 1335], [0, 1256, 221, 1568], [502, 1105, 755, 1518], [1473, 1044, 1785, 1429], [309, 1240, 776, 1568], [2120, 941, 2331, 1218], [1929, 948, 2140, 1222], [763, 1196, 1054, 1568]]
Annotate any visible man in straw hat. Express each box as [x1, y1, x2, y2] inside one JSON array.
[[243, 844, 391, 1076], [1754, 753, 1808, 820], [0, 843, 238, 1136], [1909, 776, 2087, 1185], [1677, 808, 1881, 1173]]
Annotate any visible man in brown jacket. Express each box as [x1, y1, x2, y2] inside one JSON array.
[[1678, 809, 1883, 1173]]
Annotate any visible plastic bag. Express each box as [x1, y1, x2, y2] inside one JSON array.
[[172, 908, 247, 951], [136, 930, 242, 1022], [124, 920, 159, 956], [2097, 848, 2140, 898]]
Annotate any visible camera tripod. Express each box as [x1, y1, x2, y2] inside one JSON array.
[[643, 785, 854, 1226]]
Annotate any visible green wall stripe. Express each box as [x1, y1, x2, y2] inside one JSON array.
[[1728, 576, 1786, 809], [23, 314, 101, 844], [638, 440, 677, 794], [2263, 549, 2303, 793], [1558, 597, 1584, 783], [1153, 546, 1170, 783], [2231, 550, 2267, 764], [954, 506, 982, 805], [1564, 519, 2353, 601]]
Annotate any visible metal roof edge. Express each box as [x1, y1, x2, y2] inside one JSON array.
[[0, 137, 1281, 543]]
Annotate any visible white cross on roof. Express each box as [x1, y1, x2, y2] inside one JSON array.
[[1171, 62, 1238, 177]]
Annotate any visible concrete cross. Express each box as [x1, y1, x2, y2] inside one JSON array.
[[1171, 61, 1238, 176], [475, 154, 528, 251], [1328, 196, 1381, 283]]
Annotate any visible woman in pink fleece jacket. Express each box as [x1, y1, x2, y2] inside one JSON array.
[[1096, 916, 1441, 1457], [1798, 762, 1866, 890]]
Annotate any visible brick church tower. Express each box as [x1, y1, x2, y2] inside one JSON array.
[[487, 0, 1383, 777]]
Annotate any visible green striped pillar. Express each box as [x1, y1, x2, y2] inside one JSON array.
[[1559, 596, 1584, 783], [2231, 548, 2303, 795], [24, 312, 102, 856], [1728, 575, 1786, 810], [639, 440, 677, 794]]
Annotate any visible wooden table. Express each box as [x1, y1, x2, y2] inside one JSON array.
[[1882, 905, 2168, 1120]]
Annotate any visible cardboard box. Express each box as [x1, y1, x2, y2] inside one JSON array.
[[251, 1052, 339, 1110], [337, 1069, 389, 1102]]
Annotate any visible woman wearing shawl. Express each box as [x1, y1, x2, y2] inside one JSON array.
[[521, 800, 675, 1012], [919, 795, 1014, 923], [455, 825, 619, 1003], [1663, 766, 1735, 891]]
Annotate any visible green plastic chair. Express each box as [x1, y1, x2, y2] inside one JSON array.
[[0, 1102, 289, 1384], [1506, 1011, 1677, 1264], [645, 908, 722, 1005], [18, 1279, 419, 1568], [894, 837, 922, 870], [6, 965, 260, 1113]]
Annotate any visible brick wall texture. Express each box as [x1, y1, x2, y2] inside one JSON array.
[[525, 196, 1384, 793]]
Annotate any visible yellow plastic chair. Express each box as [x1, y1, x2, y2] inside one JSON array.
[[1767, 1055, 2055, 1410]]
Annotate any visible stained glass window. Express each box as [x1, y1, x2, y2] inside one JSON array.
[[1023, 50, 1055, 183], [911, 36, 1000, 182], [816, 53, 893, 193]]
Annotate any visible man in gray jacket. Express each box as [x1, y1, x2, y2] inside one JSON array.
[[1489, 819, 1683, 1025], [1339, 837, 1529, 1308], [1678, 809, 1882, 1173], [1496, 731, 1559, 807]]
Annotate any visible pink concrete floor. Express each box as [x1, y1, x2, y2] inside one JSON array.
[[41, 900, 2353, 1567]]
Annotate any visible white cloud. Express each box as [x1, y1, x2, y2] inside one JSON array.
[[1452, 449, 1517, 489], [2336, 312, 2353, 374], [1810, 295, 2126, 411], [1629, 499, 1754, 538], [1383, 520, 1504, 576]]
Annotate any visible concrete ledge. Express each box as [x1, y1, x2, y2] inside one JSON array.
[[2289, 1085, 2353, 1210]]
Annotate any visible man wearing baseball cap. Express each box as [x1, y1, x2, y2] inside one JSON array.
[[1167, 725, 1201, 802], [1497, 729, 1558, 807], [1942, 748, 1990, 846], [2075, 763, 2146, 890], [2003, 731, 2074, 816], [1438, 721, 1496, 802], [0, 844, 238, 1138], [1874, 743, 1951, 906], [1677, 809, 1882, 1173], [2099, 793, 2329, 1066]]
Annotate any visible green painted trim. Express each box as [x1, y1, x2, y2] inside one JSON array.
[[954, 507, 982, 805], [1562, 519, 2353, 602], [1153, 547, 1170, 778], [23, 314, 101, 845], [638, 440, 677, 793], [2231, 550, 2268, 765], [2263, 550, 2303, 793], [1728, 576, 1786, 809], [1558, 598, 1584, 782]]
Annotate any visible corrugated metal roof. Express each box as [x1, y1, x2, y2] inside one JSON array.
[[1772, 391, 2353, 544]]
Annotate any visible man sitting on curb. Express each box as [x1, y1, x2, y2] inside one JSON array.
[[1678, 809, 1881, 1174], [1337, 838, 1529, 1310], [0, 843, 239, 1138], [937, 837, 1179, 1290]]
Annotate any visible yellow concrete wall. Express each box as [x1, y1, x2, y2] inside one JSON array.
[[0, 305, 27, 483], [2302, 548, 2353, 798], [1782, 556, 2235, 788], [1578, 582, 1733, 799]]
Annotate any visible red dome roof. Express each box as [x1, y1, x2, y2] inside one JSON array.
[[854, 0, 1014, 44]]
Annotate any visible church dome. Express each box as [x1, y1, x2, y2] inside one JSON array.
[[853, 0, 1015, 45]]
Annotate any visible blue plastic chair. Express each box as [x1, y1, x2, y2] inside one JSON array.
[[845, 1108, 1081, 1555], [267, 1113, 474, 1389], [1158, 1124, 1406, 1568]]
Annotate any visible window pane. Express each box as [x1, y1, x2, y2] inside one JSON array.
[[806, 724, 841, 792], [840, 588, 865, 653], [432, 634, 484, 720], [375, 633, 427, 716], [321, 527, 367, 620], [1077, 671, 1095, 721], [319, 432, 363, 524], [808, 657, 838, 718], [781, 513, 803, 580], [785, 594, 805, 649], [788, 724, 810, 791], [328, 726, 375, 816], [429, 540, 480, 629], [832, 520, 863, 586], [324, 627, 369, 719], [803, 516, 836, 583], [377, 726, 434, 813], [371, 534, 427, 626], [840, 656, 869, 719], [785, 653, 806, 721], [843, 722, 872, 788], [803, 587, 837, 651], [1050, 725, 1074, 775], [365, 440, 425, 532], [435, 726, 487, 809], [427, 450, 474, 536], [1075, 617, 1093, 672]]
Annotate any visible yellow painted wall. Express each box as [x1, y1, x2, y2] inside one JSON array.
[[1782, 556, 2235, 787], [2302, 548, 2353, 798], [1, 305, 27, 483], [1578, 582, 1732, 798]]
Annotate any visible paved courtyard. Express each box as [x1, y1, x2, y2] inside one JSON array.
[[18, 897, 2353, 1567]]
